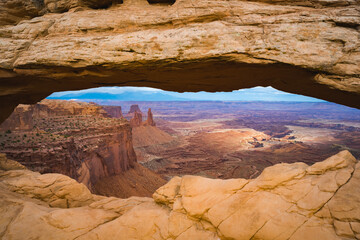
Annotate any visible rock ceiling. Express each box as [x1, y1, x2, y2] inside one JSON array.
[[0, 0, 359, 122]]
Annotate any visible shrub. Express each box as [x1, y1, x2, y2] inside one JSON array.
[[5, 130, 11, 134]]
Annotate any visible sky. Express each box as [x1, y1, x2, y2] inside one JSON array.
[[47, 86, 326, 102]]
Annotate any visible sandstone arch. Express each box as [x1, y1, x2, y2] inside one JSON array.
[[0, 0, 359, 123]]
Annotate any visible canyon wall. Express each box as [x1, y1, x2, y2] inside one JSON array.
[[0, 0, 359, 124], [0, 104, 34, 131], [0, 99, 110, 131], [102, 106, 123, 118], [0, 100, 137, 191], [0, 150, 359, 239], [3, 124, 136, 191]]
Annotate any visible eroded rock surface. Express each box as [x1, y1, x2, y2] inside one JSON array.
[[0, 99, 110, 131], [102, 105, 123, 119], [0, 100, 137, 192], [130, 111, 143, 127], [0, 0, 359, 123], [145, 108, 156, 126], [0, 150, 359, 239]]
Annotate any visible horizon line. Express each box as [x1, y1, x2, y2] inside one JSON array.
[[46, 98, 329, 103]]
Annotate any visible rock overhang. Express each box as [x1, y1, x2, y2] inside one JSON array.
[[0, 0, 359, 122]]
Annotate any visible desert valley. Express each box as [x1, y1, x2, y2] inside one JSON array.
[[0, 97, 360, 239], [1, 99, 359, 198]]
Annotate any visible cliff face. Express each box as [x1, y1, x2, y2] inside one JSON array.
[[71, 123, 137, 190], [102, 106, 123, 118], [2, 119, 137, 191], [0, 150, 359, 239], [0, 100, 137, 191], [0, 0, 359, 124], [0, 99, 110, 131], [0, 104, 34, 131], [33, 99, 111, 117]]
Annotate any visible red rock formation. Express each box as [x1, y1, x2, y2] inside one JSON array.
[[0, 105, 34, 131], [34, 99, 110, 117], [0, 99, 110, 131], [145, 108, 156, 126], [75, 124, 138, 190], [1, 122, 137, 191], [102, 106, 123, 118], [130, 112, 143, 127], [129, 107, 155, 128], [0, 99, 139, 191], [128, 104, 141, 114]]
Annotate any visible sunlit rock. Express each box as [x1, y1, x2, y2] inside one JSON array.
[[1, 151, 358, 239]]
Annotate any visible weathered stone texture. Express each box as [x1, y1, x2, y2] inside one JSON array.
[[0, 0, 359, 123], [0, 150, 359, 239]]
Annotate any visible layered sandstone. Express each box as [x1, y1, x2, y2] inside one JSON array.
[[0, 104, 34, 131], [1, 116, 137, 192], [0, 99, 109, 131], [0, 100, 137, 192], [0, 150, 359, 239], [0, 100, 169, 197], [0, 0, 359, 123], [102, 105, 123, 118]]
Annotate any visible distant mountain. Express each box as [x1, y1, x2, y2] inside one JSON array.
[[48, 91, 187, 101], [47, 86, 326, 102]]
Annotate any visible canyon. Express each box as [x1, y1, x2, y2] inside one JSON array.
[[3, 99, 358, 192], [0, 98, 359, 239], [0, 99, 166, 198], [112, 101, 360, 180], [0, 0, 359, 238]]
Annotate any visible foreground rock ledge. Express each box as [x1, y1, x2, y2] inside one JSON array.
[[0, 150, 359, 239], [0, 0, 360, 122]]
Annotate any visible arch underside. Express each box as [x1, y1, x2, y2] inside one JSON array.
[[0, 0, 359, 122]]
